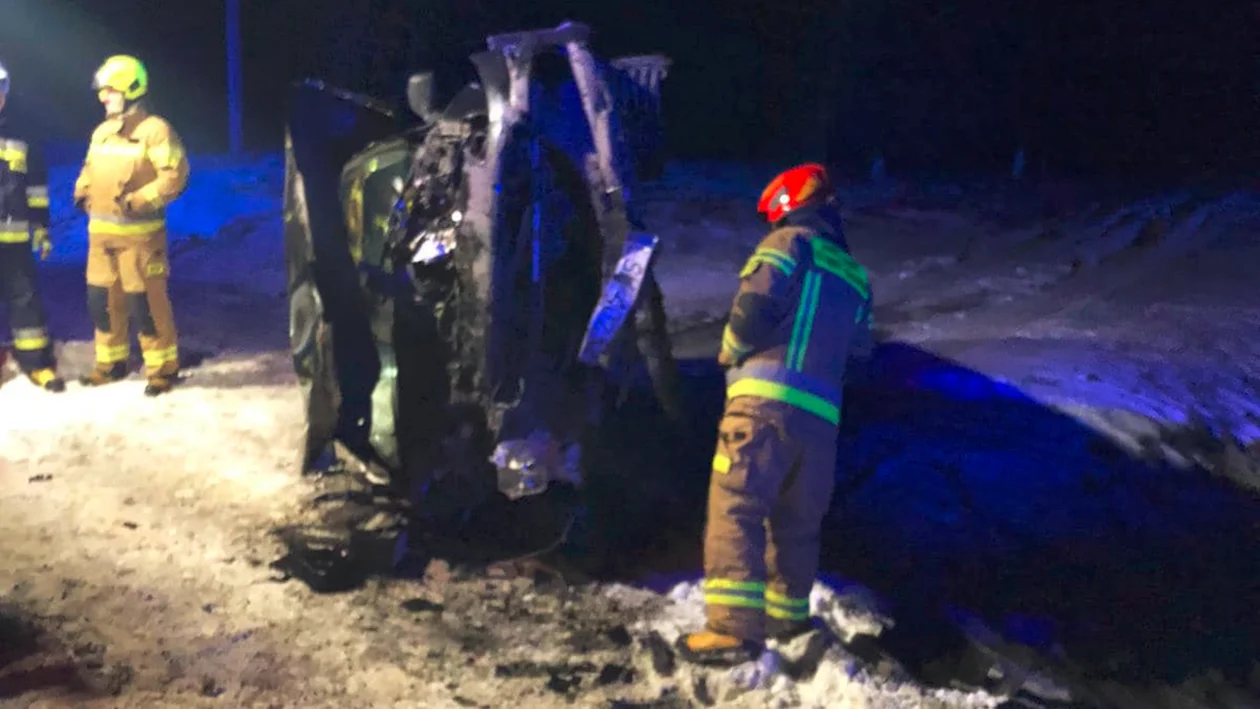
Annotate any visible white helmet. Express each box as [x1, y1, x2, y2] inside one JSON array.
[[0, 61, 9, 98]]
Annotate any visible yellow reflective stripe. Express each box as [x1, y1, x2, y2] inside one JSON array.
[[0, 230, 30, 243], [96, 344, 131, 363], [712, 452, 731, 474], [88, 218, 165, 235], [89, 142, 145, 158], [767, 605, 810, 621], [754, 248, 796, 271], [792, 272, 823, 370], [26, 186, 49, 208], [142, 346, 178, 367], [704, 579, 766, 609], [13, 330, 49, 350], [739, 248, 797, 279], [704, 592, 766, 610], [727, 378, 840, 425], [765, 590, 809, 608], [704, 578, 765, 592], [809, 237, 870, 299], [786, 271, 822, 370]]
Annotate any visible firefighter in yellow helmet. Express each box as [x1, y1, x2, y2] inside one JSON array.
[[74, 55, 189, 396], [677, 164, 876, 666], [0, 59, 65, 392]]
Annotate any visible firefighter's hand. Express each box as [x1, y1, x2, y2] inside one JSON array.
[[116, 193, 151, 216], [717, 350, 750, 369], [32, 229, 51, 261]]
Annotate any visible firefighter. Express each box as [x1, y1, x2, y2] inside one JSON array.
[[74, 55, 189, 396], [0, 60, 65, 392], [677, 164, 876, 665]]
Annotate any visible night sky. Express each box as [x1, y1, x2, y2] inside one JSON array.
[[1, 0, 1255, 176]]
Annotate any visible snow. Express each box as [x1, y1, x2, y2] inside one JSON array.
[[4, 149, 1260, 707], [627, 581, 1003, 709]]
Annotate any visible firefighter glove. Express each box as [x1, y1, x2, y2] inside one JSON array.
[[32, 228, 51, 260], [116, 192, 146, 216]]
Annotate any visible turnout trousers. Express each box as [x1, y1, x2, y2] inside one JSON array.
[[702, 394, 839, 643], [85, 229, 179, 376]]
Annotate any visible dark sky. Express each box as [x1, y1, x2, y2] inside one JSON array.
[[1, 0, 1255, 177]]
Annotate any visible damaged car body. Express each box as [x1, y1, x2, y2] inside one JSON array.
[[283, 22, 685, 560]]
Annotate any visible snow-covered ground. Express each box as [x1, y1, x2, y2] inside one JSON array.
[[2, 151, 1260, 708]]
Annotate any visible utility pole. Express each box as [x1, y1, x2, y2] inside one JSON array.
[[226, 0, 243, 155]]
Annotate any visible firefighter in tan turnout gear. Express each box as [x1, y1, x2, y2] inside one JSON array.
[[0, 60, 66, 392], [74, 55, 189, 396], [678, 164, 876, 666]]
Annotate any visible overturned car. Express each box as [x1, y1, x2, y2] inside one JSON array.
[[283, 22, 704, 567]]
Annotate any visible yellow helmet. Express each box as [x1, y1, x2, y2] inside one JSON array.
[[92, 55, 148, 100]]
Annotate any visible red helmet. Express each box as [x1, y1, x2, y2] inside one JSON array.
[[757, 163, 833, 224]]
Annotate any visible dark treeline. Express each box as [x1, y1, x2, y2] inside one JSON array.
[[1, 0, 1253, 177]]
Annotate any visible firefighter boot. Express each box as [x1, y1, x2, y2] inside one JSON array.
[[675, 629, 763, 667], [144, 364, 179, 397], [25, 368, 66, 393], [80, 361, 128, 387]]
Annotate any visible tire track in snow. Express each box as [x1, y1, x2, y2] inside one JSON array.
[[924, 192, 1246, 354]]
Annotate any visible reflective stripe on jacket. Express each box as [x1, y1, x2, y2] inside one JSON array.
[[718, 214, 874, 424], [74, 106, 189, 236]]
